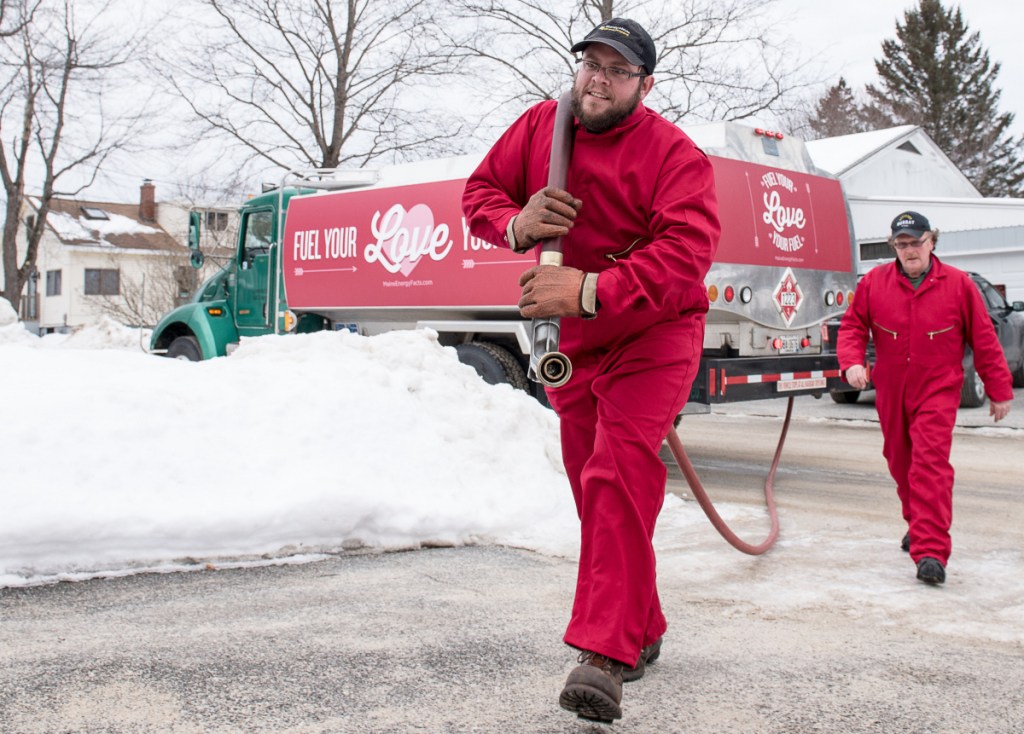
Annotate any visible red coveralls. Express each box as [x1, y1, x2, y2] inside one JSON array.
[[837, 257, 1012, 564], [462, 101, 719, 666]]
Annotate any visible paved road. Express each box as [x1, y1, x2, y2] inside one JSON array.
[[708, 385, 1024, 430], [3, 545, 1022, 734], [2, 401, 1022, 734]]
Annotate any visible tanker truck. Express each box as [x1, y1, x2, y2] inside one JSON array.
[[150, 122, 857, 405]]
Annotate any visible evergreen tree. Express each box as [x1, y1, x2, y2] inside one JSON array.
[[865, 0, 1024, 196], [806, 78, 873, 139]]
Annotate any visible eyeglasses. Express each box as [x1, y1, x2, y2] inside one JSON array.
[[892, 236, 931, 250], [575, 58, 647, 83]]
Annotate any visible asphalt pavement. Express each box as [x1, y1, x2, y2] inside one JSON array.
[[3, 545, 1023, 734], [2, 389, 1022, 733]]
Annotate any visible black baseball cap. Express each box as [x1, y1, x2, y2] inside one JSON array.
[[891, 211, 931, 237], [570, 18, 656, 75]]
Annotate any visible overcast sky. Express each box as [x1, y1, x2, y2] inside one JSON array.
[[72, 0, 1024, 203], [776, 0, 1024, 135]]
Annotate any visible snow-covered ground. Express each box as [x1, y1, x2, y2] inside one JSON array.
[[2, 297, 1022, 647], [0, 297, 582, 587]]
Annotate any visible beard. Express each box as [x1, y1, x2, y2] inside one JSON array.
[[571, 82, 644, 134]]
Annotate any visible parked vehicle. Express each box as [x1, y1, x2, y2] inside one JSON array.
[[827, 272, 1024, 407], [150, 122, 859, 407]]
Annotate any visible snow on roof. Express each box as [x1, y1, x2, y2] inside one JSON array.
[[46, 210, 158, 246], [806, 125, 917, 175], [38, 198, 182, 252], [87, 212, 159, 237]]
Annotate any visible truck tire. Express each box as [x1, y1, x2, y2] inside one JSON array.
[[531, 381, 552, 408], [455, 341, 529, 392], [830, 389, 861, 404], [960, 358, 986, 408], [167, 335, 202, 361], [1013, 351, 1024, 388]]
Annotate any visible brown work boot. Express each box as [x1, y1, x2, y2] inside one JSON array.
[[622, 637, 663, 683], [558, 650, 624, 722]]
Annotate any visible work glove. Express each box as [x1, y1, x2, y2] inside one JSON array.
[[511, 187, 582, 251], [519, 265, 587, 319]]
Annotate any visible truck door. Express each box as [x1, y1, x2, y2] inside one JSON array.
[[234, 208, 275, 333]]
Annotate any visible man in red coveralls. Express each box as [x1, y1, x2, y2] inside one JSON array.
[[462, 18, 719, 723], [838, 211, 1012, 586]]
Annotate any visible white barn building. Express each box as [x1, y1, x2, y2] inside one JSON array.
[[807, 125, 1024, 302]]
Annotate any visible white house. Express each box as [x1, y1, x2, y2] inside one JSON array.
[[807, 125, 1024, 301], [12, 182, 238, 334], [21, 183, 186, 333]]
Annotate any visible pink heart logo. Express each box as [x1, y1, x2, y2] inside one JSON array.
[[381, 204, 435, 278]]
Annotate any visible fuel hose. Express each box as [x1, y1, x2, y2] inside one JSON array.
[[665, 396, 792, 555]]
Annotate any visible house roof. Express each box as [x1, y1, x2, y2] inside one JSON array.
[[806, 124, 980, 199], [805, 125, 918, 175], [34, 197, 184, 253]]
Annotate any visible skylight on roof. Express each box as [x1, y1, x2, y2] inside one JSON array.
[[81, 206, 109, 220]]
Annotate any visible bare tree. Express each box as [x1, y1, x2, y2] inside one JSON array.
[[92, 252, 193, 328], [444, 0, 816, 137], [0, 0, 37, 36], [0, 0, 153, 314], [163, 0, 466, 180]]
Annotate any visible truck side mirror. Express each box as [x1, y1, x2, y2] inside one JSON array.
[[188, 211, 203, 268]]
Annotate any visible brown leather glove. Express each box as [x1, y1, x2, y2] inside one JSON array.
[[518, 265, 585, 318], [512, 187, 582, 251]]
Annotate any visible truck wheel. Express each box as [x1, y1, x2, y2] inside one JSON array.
[[1012, 353, 1024, 388], [959, 359, 986, 408], [830, 389, 861, 404], [167, 336, 202, 361], [455, 342, 529, 392]]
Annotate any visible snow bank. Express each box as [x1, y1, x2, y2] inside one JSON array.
[[0, 329, 577, 586]]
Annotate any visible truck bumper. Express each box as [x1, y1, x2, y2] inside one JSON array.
[[691, 354, 845, 404]]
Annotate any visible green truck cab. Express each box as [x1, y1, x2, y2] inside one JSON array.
[[150, 188, 326, 360]]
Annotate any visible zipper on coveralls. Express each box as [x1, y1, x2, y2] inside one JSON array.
[[604, 237, 646, 262], [872, 322, 898, 339], [927, 326, 955, 339]]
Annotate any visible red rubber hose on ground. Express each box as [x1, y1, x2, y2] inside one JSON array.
[[665, 396, 793, 555]]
